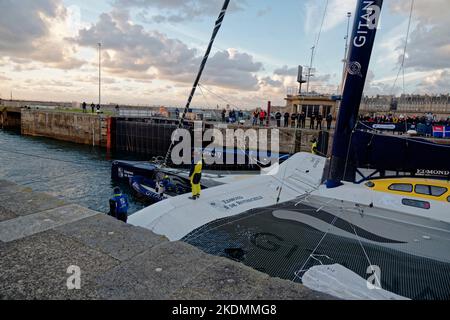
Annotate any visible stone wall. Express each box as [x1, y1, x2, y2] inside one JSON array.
[[0, 107, 21, 130], [21, 110, 109, 147], [214, 124, 333, 155]]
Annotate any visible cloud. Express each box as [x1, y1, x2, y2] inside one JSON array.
[[274, 65, 298, 77], [419, 70, 450, 93], [0, 0, 85, 70], [73, 11, 263, 90], [113, 0, 246, 23], [0, 74, 11, 81], [304, 0, 356, 34], [390, 0, 450, 70]]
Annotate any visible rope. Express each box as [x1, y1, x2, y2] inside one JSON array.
[[0, 147, 102, 167], [390, 0, 415, 95], [348, 213, 382, 289], [292, 205, 342, 282], [163, 0, 231, 166], [198, 83, 241, 110], [312, 0, 329, 65]]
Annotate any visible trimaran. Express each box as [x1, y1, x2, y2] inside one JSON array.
[[128, 0, 450, 299]]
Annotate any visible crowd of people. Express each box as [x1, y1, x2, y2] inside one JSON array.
[[81, 102, 102, 114], [221, 109, 245, 124], [359, 113, 450, 126], [273, 111, 333, 131]]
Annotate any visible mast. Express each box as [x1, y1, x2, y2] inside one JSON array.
[[163, 0, 230, 166], [327, 0, 383, 187]]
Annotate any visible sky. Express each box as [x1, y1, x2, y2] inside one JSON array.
[[0, 0, 449, 109]]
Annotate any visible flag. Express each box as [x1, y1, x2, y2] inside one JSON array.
[[433, 126, 450, 138]]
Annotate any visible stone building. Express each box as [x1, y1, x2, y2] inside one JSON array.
[[360, 94, 450, 117], [272, 94, 339, 117]]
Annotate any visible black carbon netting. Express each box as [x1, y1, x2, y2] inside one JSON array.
[[183, 201, 450, 300]]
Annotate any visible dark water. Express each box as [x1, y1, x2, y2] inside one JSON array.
[[0, 130, 147, 214]]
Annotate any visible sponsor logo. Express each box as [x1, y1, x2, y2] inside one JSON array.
[[347, 61, 363, 77], [353, 1, 382, 48]]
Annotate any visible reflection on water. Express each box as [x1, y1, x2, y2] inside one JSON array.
[[0, 130, 148, 214]]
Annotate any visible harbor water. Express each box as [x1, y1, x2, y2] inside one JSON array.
[[0, 130, 146, 214]]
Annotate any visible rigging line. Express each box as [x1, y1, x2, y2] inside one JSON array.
[[391, 0, 415, 95], [233, 143, 319, 197], [292, 206, 343, 283], [198, 83, 240, 110], [198, 85, 212, 110], [347, 214, 381, 289], [18, 168, 90, 187], [277, 121, 304, 203], [311, 0, 330, 67], [163, 0, 231, 166], [0, 147, 103, 167]]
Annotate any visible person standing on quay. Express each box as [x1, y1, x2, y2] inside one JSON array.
[[110, 187, 129, 223], [316, 113, 323, 130], [310, 113, 316, 130], [275, 111, 282, 127], [91, 103, 95, 113], [284, 112, 290, 127], [326, 113, 333, 130], [82, 102, 87, 113]]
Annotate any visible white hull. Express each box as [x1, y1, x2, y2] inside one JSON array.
[[128, 153, 327, 240]]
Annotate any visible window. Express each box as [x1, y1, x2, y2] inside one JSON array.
[[448, 196, 450, 203], [415, 184, 431, 195], [414, 184, 448, 197], [430, 186, 448, 197], [365, 181, 375, 188], [388, 183, 413, 193], [402, 199, 431, 210]]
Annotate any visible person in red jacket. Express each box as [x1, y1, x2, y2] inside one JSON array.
[[259, 110, 266, 126]]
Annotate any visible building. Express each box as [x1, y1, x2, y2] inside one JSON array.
[[272, 94, 339, 117], [360, 94, 450, 117]]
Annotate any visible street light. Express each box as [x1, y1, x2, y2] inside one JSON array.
[[98, 42, 102, 106], [340, 12, 352, 94]]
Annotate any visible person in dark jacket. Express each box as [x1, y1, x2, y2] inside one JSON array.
[[110, 187, 129, 223], [316, 113, 323, 130], [301, 112, 306, 128], [284, 112, 290, 127], [291, 112, 297, 128], [310, 113, 316, 129], [275, 112, 282, 127], [326, 113, 333, 130]]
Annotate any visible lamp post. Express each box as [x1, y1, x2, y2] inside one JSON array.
[[340, 12, 352, 94], [98, 42, 102, 106]]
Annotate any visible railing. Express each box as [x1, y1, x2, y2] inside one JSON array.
[[118, 109, 157, 117]]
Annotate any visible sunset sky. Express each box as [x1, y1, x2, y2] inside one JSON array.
[[0, 0, 449, 108]]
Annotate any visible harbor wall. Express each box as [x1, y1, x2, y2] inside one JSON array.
[[113, 118, 332, 157], [13, 109, 333, 157], [21, 109, 108, 147]]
